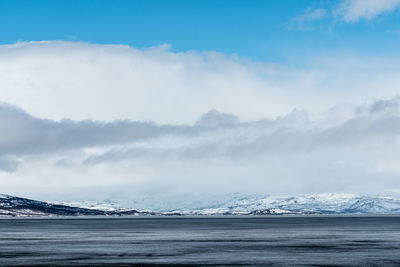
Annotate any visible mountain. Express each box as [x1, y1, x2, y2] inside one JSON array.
[[0, 194, 152, 217], [178, 193, 400, 215], [66, 193, 400, 215], [0, 194, 300, 217], [2, 193, 400, 217]]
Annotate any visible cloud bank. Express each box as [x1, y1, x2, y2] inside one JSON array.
[[1, 41, 400, 203], [2, 41, 400, 125], [2, 97, 400, 201]]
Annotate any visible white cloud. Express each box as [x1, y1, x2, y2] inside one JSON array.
[[288, 7, 327, 30], [293, 7, 327, 23], [2, 41, 400, 203], [1, 41, 400, 125], [335, 0, 400, 22], [2, 97, 400, 202], [0, 41, 284, 124], [291, 0, 400, 27]]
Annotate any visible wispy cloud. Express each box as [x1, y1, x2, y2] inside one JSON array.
[[387, 29, 400, 34], [290, 0, 400, 29], [335, 0, 400, 22], [288, 7, 327, 30]]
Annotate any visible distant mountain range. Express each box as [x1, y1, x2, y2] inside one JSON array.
[[182, 193, 400, 215], [0, 194, 155, 217], [2, 193, 400, 217], [0, 194, 299, 217]]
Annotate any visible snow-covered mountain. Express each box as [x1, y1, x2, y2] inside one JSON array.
[[53, 193, 400, 215], [177, 193, 400, 215], [2, 193, 400, 217], [0, 194, 152, 217]]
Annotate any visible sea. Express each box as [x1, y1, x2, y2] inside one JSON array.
[[1, 216, 400, 266]]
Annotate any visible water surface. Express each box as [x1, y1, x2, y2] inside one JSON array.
[[1, 216, 400, 266]]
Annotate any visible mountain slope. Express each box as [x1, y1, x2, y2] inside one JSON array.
[[0, 194, 149, 216], [54, 193, 400, 215], [2, 193, 400, 217], [176, 193, 400, 215]]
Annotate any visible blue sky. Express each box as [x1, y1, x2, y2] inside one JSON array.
[[1, 0, 400, 62], [2, 0, 400, 202]]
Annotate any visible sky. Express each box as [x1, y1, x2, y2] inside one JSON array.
[[1, 0, 400, 205]]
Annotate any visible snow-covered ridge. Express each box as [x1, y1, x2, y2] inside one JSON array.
[[0, 194, 152, 217], [2, 193, 400, 217], [192, 193, 400, 214], [53, 193, 400, 215]]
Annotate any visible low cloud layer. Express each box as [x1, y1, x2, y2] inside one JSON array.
[[2, 97, 400, 200]]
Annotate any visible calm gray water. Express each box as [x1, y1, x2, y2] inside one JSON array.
[[1, 216, 400, 266]]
